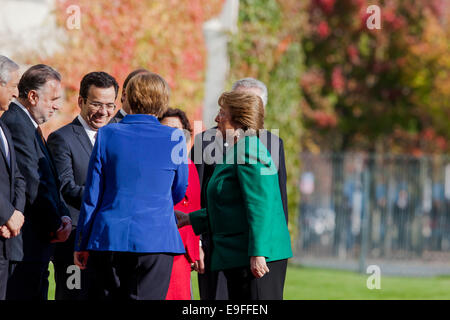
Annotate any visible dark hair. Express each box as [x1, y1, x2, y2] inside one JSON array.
[[123, 68, 150, 91], [79, 71, 119, 100], [159, 107, 192, 134], [18, 64, 61, 99]]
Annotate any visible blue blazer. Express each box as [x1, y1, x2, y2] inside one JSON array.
[[74, 114, 188, 254]]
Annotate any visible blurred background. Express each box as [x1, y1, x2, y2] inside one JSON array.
[[2, 0, 450, 298]]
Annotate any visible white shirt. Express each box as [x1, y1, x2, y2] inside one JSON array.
[[14, 100, 71, 222], [15, 99, 38, 129], [119, 109, 127, 118], [77, 115, 97, 146], [0, 125, 10, 166]]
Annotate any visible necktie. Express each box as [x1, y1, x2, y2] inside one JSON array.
[[37, 126, 46, 144], [37, 126, 59, 181]]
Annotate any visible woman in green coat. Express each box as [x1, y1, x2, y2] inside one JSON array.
[[176, 91, 292, 300]]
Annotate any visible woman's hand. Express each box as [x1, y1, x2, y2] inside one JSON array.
[[250, 256, 269, 279], [192, 246, 205, 274], [175, 210, 191, 228], [74, 251, 89, 270]]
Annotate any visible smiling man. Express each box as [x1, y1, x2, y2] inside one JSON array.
[[47, 71, 118, 300]]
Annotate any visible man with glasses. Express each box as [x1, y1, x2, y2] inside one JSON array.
[[47, 71, 119, 300]]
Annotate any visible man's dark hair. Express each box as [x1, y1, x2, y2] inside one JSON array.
[[123, 68, 150, 92], [159, 107, 192, 134], [79, 71, 119, 100], [18, 64, 61, 99]]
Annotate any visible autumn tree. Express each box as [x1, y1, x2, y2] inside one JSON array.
[[28, 0, 223, 134], [300, 0, 450, 154]]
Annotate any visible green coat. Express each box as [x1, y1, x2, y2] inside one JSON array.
[[189, 135, 292, 271]]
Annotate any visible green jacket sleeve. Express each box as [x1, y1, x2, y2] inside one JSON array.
[[236, 138, 278, 258], [189, 208, 209, 235]]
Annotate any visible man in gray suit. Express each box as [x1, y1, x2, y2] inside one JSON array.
[[0, 55, 25, 300], [48, 71, 119, 300]]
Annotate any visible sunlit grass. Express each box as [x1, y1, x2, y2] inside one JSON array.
[[48, 262, 450, 300]]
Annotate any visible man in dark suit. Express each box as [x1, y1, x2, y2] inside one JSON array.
[[1, 64, 72, 300], [109, 68, 149, 124], [47, 71, 119, 300], [0, 55, 26, 300], [191, 77, 288, 300]]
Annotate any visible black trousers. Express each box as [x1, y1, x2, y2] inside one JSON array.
[[197, 234, 228, 300], [223, 259, 288, 300], [88, 251, 174, 300], [0, 257, 8, 300], [6, 261, 50, 300], [53, 229, 91, 300]]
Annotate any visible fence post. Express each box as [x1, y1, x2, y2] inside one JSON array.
[[359, 168, 371, 273]]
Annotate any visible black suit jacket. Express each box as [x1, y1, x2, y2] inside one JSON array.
[[47, 117, 93, 226], [190, 127, 289, 224], [0, 120, 26, 260], [109, 109, 126, 124], [1, 102, 70, 262]]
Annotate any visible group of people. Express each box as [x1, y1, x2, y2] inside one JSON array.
[[0, 54, 292, 300]]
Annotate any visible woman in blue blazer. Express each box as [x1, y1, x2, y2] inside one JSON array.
[[74, 73, 188, 300]]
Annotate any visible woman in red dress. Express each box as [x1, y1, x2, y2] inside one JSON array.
[[160, 108, 201, 300]]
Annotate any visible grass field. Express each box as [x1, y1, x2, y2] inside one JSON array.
[[47, 262, 450, 300]]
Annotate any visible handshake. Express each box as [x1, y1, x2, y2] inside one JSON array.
[[0, 210, 24, 239]]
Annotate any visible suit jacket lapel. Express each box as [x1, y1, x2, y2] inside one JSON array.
[[72, 117, 94, 155], [35, 130, 59, 178], [10, 102, 59, 180], [0, 120, 12, 172]]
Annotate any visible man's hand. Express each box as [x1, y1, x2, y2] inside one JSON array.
[[74, 251, 89, 270], [6, 210, 24, 237], [175, 210, 190, 228], [192, 246, 205, 274], [50, 216, 72, 243], [0, 225, 11, 239], [250, 256, 269, 279]]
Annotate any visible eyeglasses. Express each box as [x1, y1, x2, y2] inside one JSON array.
[[85, 98, 116, 112]]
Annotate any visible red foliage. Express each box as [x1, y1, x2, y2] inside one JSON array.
[[331, 67, 345, 93], [313, 110, 337, 128], [32, 0, 223, 134], [316, 0, 336, 14], [317, 21, 331, 38], [302, 0, 450, 153]]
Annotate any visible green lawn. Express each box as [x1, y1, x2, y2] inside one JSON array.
[[48, 262, 450, 300]]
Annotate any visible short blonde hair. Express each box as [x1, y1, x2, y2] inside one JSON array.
[[218, 91, 264, 132], [126, 72, 169, 117]]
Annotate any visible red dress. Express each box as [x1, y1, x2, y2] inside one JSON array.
[[166, 159, 201, 300]]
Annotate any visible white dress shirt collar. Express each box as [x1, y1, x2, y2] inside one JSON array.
[[77, 115, 97, 146], [14, 99, 38, 129], [119, 109, 127, 117], [0, 126, 10, 164]]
